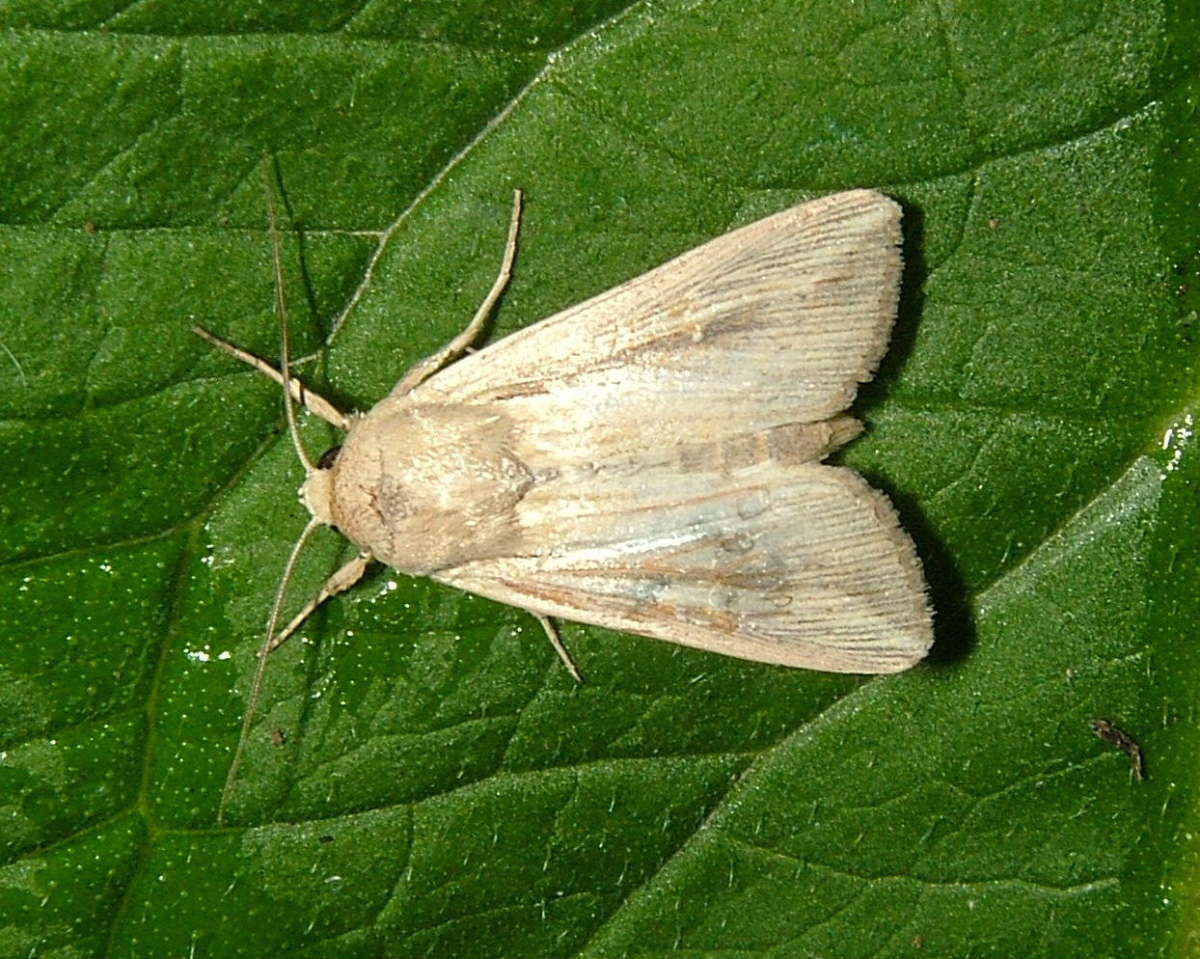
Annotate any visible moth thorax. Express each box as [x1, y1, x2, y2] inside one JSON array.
[[300, 468, 336, 527]]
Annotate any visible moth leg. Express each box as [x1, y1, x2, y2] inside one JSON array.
[[193, 325, 350, 430], [394, 189, 523, 395], [266, 552, 373, 653], [535, 613, 584, 684]]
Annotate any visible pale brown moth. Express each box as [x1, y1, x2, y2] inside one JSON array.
[[197, 183, 933, 822]]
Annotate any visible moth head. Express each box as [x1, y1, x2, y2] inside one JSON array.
[[300, 444, 341, 528]]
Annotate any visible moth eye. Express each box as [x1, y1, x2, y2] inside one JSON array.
[[317, 445, 342, 470]]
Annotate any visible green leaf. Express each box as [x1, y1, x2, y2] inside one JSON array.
[[2, 1, 1198, 957]]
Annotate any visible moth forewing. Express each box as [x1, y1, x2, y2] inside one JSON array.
[[436, 461, 928, 674], [417, 190, 905, 435]]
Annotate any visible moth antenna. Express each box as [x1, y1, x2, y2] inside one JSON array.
[[218, 515, 322, 825], [262, 161, 315, 474]]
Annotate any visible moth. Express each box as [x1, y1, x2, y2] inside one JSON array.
[[198, 185, 933, 821]]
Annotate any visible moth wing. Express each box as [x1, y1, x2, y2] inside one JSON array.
[[434, 456, 932, 674], [410, 189, 903, 458]]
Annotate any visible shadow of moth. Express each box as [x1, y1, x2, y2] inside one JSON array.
[[198, 184, 933, 822]]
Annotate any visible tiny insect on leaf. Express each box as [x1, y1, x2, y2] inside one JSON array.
[[1090, 718, 1146, 781]]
